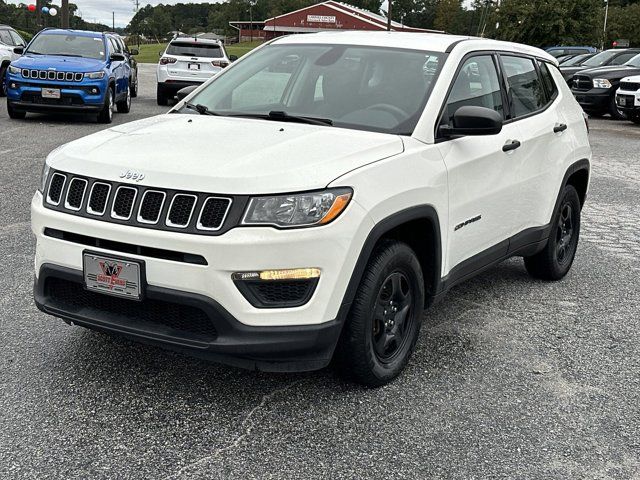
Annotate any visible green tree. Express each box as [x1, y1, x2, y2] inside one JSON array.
[[433, 0, 463, 33]]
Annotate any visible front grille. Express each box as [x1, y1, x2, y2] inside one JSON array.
[[46, 277, 217, 341], [21, 91, 84, 106], [198, 197, 231, 231], [43, 170, 235, 235], [88, 182, 110, 215], [65, 178, 87, 211], [22, 69, 84, 82], [47, 173, 66, 205], [572, 76, 592, 91], [138, 190, 165, 224], [167, 194, 197, 227], [620, 81, 640, 91], [112, 187, 137, 220], [235, 279, 318, 308]]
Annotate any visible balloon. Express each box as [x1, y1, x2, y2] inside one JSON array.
[[27, 4, 36, 12], [42, 6, 49, 14], [49, 8, 57, 16]]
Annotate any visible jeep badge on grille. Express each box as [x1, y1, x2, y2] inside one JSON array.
[[119, 170, 145, 182]]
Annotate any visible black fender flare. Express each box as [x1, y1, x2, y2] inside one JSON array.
[[553, 158, 590, 215], [335, 205, 442, 325]]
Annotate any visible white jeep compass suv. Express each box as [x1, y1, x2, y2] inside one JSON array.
[[32, 32, 591, 386], [156, 36, 234, 106]]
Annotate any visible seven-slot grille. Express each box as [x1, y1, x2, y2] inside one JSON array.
[[22, 69, 84, 82], [620, 81, 640, 91], [44, 171, 233, 234]]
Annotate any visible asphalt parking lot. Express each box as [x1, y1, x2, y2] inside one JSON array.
[[1, 64, 639, 479]]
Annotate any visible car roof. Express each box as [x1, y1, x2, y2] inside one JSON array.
[[272, 31, 556, 62], [38, 29, 104, 38]]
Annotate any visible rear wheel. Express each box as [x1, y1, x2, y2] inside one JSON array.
[[130, 74, 138, 98], [524, 185, 581, 280], [156, 84, 169, 106], [7, 101, 26, 119], [335, 241, 425, 387], [97, 86, 114, 124]]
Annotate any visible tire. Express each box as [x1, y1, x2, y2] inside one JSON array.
[[116, 82, 131, 113], [0, 65, 7, 97], [97, 86, 114, 124], [7, 100, 26, 119], [335, 241, 425, 387], [630, 113, 640, 125], [130, 74, 138, 98], [156, 84, 169, 106], [524, 185, 581, 281], [609, 94, 627, 120]]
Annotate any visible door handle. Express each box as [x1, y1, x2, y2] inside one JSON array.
[[553, 123, 568, 133], [502, 140, 521, 152]]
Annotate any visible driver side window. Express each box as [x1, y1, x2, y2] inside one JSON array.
[[441, 55, 504, 128]]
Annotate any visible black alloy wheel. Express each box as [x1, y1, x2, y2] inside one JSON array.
[[555, 203, 574, 266]]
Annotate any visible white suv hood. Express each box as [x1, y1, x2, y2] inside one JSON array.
[[49, 114, 404, 194]]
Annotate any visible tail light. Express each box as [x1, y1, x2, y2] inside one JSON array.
[[211, 60, 230, 68], [160, 57, 177, 65]]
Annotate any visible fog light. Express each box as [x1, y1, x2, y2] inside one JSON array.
[[9, 82, 17, 89], [232, 268, 321, 281], [90, 88, 99, 94]]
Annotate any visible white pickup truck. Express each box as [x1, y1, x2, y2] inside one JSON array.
[[615, 75, 640, 123]]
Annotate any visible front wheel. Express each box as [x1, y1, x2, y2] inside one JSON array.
[[524, 185, 581, 280], [97, 86, 114, 124], [335, 241, 425, 387]]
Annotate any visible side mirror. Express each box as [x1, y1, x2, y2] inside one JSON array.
[[159, 51, 163, 57], [229, 55, 238, 62], [177, 85, 198, 101], [14, 47, 24, 55], [439, 106, 503, 137], [110, 53, 125, 62], [130, 49, 139, 56]]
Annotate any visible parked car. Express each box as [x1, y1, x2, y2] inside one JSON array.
[[6, 28, 137, 123], [546, 46, 597, 59], [615, 75, 640, 123], [571, 53, 640, 119], [32, 32, 591, 386], [156, 36, 236, 105], [0, 25, 26, 96], [105, 32, 139, 98], [559, 52, 596, 67], [561, 48, 640, 83]]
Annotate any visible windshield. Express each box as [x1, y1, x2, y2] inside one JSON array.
[[26, 33, 105, 60], [185, 44, 443, 135], [582, 50, 618, 67], [562, 54, 590, 66], [625, 54, 640, 68], [167, 42, 223, 58]]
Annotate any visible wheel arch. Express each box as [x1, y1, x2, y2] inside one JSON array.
[[337, 206, 442, 323], [562, 158, 590, 209]]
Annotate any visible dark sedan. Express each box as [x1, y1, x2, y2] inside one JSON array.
[[561, 48, 640, 83], [570, 53, 640, 119]]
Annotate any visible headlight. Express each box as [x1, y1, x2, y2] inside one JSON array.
[[242, 188, 353, 228], [84, 71, 106, 79], [593, 78, 611, 89], [8, 65, 20, 74], [39, 163, 51, 194]]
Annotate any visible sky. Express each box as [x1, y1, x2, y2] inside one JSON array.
[[6, 0, 220, 28]]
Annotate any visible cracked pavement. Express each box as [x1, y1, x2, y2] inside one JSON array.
[[1, 65, 639, 479]]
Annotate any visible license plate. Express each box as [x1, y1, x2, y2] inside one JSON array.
[[41, 88, 61, 99], [617, 96, 631, 106], [188, 63, 200, 71], [83, 252, 142, 300]]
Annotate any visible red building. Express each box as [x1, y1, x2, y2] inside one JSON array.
[[230, 1, 438, 42]]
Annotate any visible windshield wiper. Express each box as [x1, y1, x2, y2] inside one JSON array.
[[222, 110, 333, 126], [55, 54, 84, 58], [183, 102, 219, 116]]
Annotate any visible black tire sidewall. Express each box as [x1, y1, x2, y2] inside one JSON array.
[[340, 242, 425, 386], [547, 186, 581, 276], [0, 66, 7, 97]]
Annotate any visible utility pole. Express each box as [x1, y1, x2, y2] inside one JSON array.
[[387, 0, 392, 31], [602, 0, 609, 50], [61, 0, 69, 28], [36, 0, 42, 28], [113, 12, 115, 30], [133, 0, 140, 48]]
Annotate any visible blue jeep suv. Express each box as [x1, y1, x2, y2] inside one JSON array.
[[6, 28, 136, 123]]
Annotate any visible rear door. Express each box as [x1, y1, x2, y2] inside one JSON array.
[[108, 37, 126, 97], [166, 41, 226, 80], [436, 53, 523, 273], [498, 55, 575, 237]]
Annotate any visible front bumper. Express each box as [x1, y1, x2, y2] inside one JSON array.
[[572, 88, 611, 113], [31, 191, 373, 370], [6, 74, 106, 113], [615, 89, 640, 113]]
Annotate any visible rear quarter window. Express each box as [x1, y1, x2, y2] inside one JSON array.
[[538, 62, 558, 102]]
